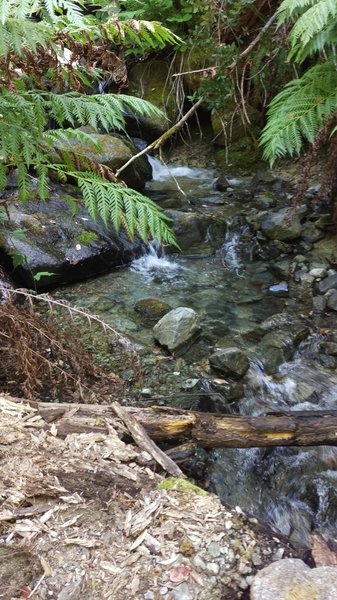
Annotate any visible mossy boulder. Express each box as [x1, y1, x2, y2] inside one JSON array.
[[127, 60, 179, 140], [52, 130, 152, 190], [0, 188, 144, 289], [260, 208, 302, 241]]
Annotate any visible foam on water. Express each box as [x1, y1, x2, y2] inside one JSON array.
[[148, 155, 214, 182], [130, 242, 183, 282]]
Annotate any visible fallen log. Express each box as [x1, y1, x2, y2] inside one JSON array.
[[26, 400, 337, 448]]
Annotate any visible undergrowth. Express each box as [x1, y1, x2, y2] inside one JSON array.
[[0, 287, 141, 402]]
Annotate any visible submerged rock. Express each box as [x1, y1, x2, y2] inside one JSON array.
[[134, 298, 172, 320], [153, 307, 201, 353], [209, 347, 250, 379], [250, 558, 337, 600]]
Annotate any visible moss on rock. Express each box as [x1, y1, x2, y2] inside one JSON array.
[[158, 477, 208, 495]]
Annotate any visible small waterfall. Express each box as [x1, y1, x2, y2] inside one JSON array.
[[130, 241, 183, 282], [147, 155, 214, 182], [220, 221, 250, 276]]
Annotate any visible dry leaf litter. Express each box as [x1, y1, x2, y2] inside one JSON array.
[[0, 394, 295, 600]]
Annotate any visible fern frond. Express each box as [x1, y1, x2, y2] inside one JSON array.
[[102, 19, 180, 49], [277, 0, 317, 23], [289, 26, 337, 62], [260, 60, 337, 165], [69, 171, 177, 246], [289, 0, 336, 46]]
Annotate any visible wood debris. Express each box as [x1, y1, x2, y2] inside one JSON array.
[[0, 393, 296, 599]]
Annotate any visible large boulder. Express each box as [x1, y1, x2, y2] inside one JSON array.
[[52, 130, 152, 191], [209, 347, 250, 379], [0, 190, 144, 289], [250, 558, 337, 600], [127, 60, 179, 140], [153, 307, 201, 352], [260, 208, 302, 241]]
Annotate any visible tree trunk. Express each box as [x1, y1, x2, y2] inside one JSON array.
[[29, 401, 337, 448]]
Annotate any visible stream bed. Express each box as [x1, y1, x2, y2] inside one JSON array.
[[54, 156, 337, 551]]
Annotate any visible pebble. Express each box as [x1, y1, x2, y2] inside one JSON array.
[[171, 582, 194, 600], [180, 378, 200, 390], [160, 587, 168, 595], [193, 554, 207, 570], [310, 267, 327, 278], [206, 562, 220, 575], [272, 547, 285, 560], [207, 541, 221, 558]]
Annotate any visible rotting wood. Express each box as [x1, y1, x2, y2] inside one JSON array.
[[111, 401, 186, 478], [19, 400, 337, 449]]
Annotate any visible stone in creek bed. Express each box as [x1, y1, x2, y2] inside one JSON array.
[[209, 347, 250, 379], [134, 297, 172, 320], [153, 307, 201, 353]]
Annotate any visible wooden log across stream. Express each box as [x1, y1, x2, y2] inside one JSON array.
[[28, 400, 337, 448]]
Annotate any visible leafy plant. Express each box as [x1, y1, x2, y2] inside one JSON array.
[[0, 0, 180, 247], [261, 0, 337, 166]]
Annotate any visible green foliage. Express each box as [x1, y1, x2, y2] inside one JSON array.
[[75, 171, 177, 246], [261, 0, 337, 164], [0, 0, 179, 246], [261, 60, 337, 164]]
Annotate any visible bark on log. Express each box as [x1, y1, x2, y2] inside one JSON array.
[[28, 401, 337, 448]]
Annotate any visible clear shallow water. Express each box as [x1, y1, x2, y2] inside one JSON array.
[[54, 157, 337, 548]]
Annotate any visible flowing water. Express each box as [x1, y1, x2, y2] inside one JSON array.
[[55, 156, 337, 548]]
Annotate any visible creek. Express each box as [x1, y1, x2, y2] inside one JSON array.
[[54, 155, 337, 551]]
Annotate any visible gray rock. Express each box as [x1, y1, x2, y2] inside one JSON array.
[[312, 295, 327, 313], [268, 281, 289, 297], [319, 273, 337, 294], [153, 307, 201, 353], [57, 580, 82, 600], [165, 210, 211, 251], [209, 347, 250, 379], [320, 341, 337, 356], [0, 192, 144, 289], [310, 267, 328, 278], [260, 209, 302, 241], [250, 558, 337, 600], [52, 130, 152, 190], [327, 290, 337, 311]]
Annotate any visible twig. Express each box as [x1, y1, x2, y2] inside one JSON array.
[[229, 13, 278, 70], [115, 97, 204, 178], [172, 67, 218, 77]]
